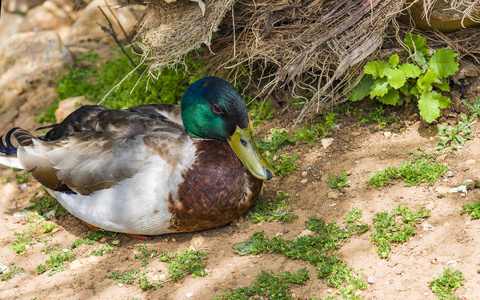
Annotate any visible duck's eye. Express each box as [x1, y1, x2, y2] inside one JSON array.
[[211, 103, 224, 115]]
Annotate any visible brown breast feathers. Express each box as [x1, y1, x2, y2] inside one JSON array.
[[168, 139, 263, 232]]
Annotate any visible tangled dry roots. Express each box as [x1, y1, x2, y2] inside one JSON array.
[[137, 0, 479, 121]]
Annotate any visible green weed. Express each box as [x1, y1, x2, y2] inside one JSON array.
[[214, 269, 310, 300], [248, 98, 276, 126], [429, 268, 463, 300], [27, 193, 65, 219], [367, 149, 449, 187], [234, 209, 369, 297], [37, 246, 75, 276], [10, 229, 35, 255], [370, 204, 429, 259], [256, 113, 337, 177], [327, 169, 350, 190], [248, 192, 297, 223], [73, 228, 118, 248], [38, 47, 204, 123], [108, 269, 141, 285], [14, 171, 30, 183], [159, 250, 207, 281], [42, 222, 57, 233], [137, 270, 161, 290], [1, 176, 10, 184], [350, 33, 458, 123], [462, 97, 480, 119], [357, 104, 399, 128], [90, 243, 118, 256], [134, 244, 158, 267], [1, 266, 25, 281], [436, 113, 474, 150], [461, 200, 480, 219]]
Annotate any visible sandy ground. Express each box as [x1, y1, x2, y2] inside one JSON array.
[[1, 98, 480, 300]]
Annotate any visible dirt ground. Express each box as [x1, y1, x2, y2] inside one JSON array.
[[2, 65, 480, 300]]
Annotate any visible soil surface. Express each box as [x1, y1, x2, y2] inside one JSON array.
[[2, 61, 480, 300]]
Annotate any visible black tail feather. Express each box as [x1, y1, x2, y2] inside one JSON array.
[[0, 127, 20, 157]]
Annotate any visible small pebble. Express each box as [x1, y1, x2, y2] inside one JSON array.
[[0, 263, 9, 274], [186, 292, 194, 297], [367, 276, 375, 284], [446, 171, 454, 177], [300, 178, 308, 184], [383, 132, 391, 139], [18, 183, 27, 189], [426, 203, 434, 211], [301, 171, 308, 177]]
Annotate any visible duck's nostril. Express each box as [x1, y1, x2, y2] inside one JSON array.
[[240, 137, 248, 147], [266, 168, 273, 180]]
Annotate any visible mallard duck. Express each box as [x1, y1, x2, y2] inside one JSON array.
[[0, 76, 273, 238]]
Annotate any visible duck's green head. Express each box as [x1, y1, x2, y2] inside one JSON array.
[[181, 76, 273, 180]]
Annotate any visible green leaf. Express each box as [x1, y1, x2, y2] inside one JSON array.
[[388, 55, 399, 68], [364, 60, 390, 78], [370, 78, 390, 98], [385, 68, 406, 89], [349, 75, 374, 101], [410, 86, 419, 97], [404, 33, 429, 56], [379, 89, 399, 105], [434, 78, 450, 91], [418, 92, 441, 123], [417, 69, 437, 92], [398, 63, 421, 78], [413, 52, 428, 69], [427, 48, 459, 78], [431, 91, 452, 109]]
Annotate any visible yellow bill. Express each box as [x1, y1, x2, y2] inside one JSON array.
[[227, 125, 273, 180]]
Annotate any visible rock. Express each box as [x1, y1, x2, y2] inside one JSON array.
[[465, 159, 476, 165], [383, 131, 392, 139], [0, 263, 9, 274], [435, 186, 450, 194], [321, 138, 334, 149], [297, 229, 314, 238], [301, 171, 307, 177], [422, 223, 435, 231], [425, 203, 434, 211], [55, 97, 94, 122], [446, 171, 454, 177], [189, 235, 205, 250], [300, 178, 308, 184], [64, 0, 145, 45], [3, 0, 44, 14], [18, 0, 76, 40], [0, 31, 73, 108], [367, 276, 375, 284], [69, 260, 82, 269], [0, 12, 24, 48], [327, 191, 338, 199]]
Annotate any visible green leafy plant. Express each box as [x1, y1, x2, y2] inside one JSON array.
[[10, 229, 35, 255], [159, 250, 207, 281], [248, 192, 298, 223], [37, 246, 75, 276], [1, 266, 25, 281], [462, 97, 480, 119], [214, 269, 310, 300], [37, 47, 204, 123], [350, 33, 459, 123], [108, 269, 141, 285], [461, 200, 480, 219], [42, 222, 57, 233], [234, 209, 369, 297], [370, 204, 429, 258], [90, 243, 118, 256], [357, 104, 399, 128], [436, 113, 474, 150], [256, 113, 337, 177], [134, 244, 158, 267], [327, 169, 351, 190], [248, 98, 276, 126], [14, 171, 30, 183], [367, 149, 449, 187], [429, 268, 463, 300], [27, 193, 65, 219]]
